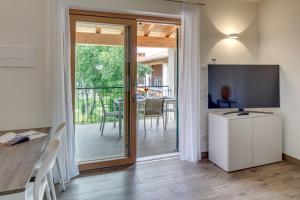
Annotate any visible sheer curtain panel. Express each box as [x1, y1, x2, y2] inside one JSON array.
[[179, 3, 202, 163], [45, 0, 79, 182]]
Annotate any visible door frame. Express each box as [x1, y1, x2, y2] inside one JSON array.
[[70, 9, 181, 172], [70, 13, 137, 171]]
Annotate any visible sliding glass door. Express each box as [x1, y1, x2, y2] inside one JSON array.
[[70, 14, 137, 171]]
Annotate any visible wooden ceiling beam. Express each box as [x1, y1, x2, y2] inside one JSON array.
[[76, 32, 176, 48], [143, 24, 155, 36], [95, 27, 101, 34], [164, 26, 177, 37], [76, 32, 123, 46], [138, 35, 176, 48]]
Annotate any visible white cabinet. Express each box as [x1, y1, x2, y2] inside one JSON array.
[[228, 118, 253, 171], [252, 116, 282, 166], [209, 112, 282, 172]]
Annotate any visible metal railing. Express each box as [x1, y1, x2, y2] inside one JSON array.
[[75, 86, 171, 124]]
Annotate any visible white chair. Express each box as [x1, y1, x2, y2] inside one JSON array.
[[51, 122, 66, 192], [32, 122, 66, 200], [27, 139, 61, 200]]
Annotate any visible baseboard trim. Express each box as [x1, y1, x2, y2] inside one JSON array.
[[203, 152, 300, 166], [283, 153, 300, 166]]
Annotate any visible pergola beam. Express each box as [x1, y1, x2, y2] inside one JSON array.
[[96, 27, 101, 34], [143, 24, 155, 36], [76, 32, 176, 48], [164, 26, 177, 37]]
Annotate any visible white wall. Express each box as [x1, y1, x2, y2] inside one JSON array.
[[0, 0, 259, 154], [65, 0, 181, 17], [200, 0, 258, 151], [201, 0, 258, 64], [258, 0, 300, 159], [0, 0, 46, 130]]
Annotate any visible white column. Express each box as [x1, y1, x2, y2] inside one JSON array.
[[167, 48, 176, 97]]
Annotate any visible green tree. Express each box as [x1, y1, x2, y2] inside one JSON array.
[[75, 45, 153, 124], [76, 45, 124, 88], [138, 63, 152, 79], [76, 45, 125, 123]]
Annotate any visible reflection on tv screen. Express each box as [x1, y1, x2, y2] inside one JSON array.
[[208, 65, 280, 109]]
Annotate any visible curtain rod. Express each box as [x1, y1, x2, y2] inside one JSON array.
[[163, 0, 206, 6]]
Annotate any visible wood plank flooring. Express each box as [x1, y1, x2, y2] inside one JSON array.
[[57, 159, 300, 200]]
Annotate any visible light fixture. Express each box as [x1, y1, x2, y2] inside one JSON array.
[[226, 34, 239, 39]]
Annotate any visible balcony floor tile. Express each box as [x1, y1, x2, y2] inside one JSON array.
[[75, 118, 177, 163]]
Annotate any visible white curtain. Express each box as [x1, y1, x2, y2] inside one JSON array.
[[179, 3, 202, 163], [45, 0, 79, 182]]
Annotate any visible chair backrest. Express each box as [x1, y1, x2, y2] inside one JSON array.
[[39, 122, 65, 160], [99, 96, 106, 115], [33, 139, 60, 200], [53, 122, 66, 140], [144, 98, 165, 116]]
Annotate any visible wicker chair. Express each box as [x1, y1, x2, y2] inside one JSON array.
[[140, 98, 166, 136]]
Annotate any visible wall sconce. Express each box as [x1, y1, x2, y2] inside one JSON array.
[[226, 34, 239, 39]]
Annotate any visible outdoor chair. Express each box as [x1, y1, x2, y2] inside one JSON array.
[[140, 98, 166, 136], [99, 96, 122, 136], [164, 98, 176, 128]]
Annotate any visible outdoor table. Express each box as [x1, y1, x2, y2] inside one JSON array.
[[113, 97, 176, 136]]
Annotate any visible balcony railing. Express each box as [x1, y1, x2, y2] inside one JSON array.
[[75, 86, 171, 124]]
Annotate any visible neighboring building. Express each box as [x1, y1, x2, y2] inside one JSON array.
[[138, 49, 176, 97]]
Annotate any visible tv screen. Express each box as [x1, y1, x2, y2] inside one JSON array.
[[208, 65, 280, 109]]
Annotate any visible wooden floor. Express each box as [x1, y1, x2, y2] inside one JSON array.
[[57, 158, 300, 200]]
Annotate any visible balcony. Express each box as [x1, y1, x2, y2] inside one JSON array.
[[75, 86, 178, 163]]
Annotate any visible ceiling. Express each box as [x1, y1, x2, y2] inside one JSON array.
[[76, 21, 178, 48], [76, 21, 178, 38]]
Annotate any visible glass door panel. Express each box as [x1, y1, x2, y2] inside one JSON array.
[[135, 21, 179, 159], [70, 15, 137, 171]]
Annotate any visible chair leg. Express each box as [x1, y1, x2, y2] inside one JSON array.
[[101, 116, 106, 136], [47, 171, 57, 200], [56, 158, 66, 192], [45, 181, 52, 200], [166, 112, 169, 124], [163, 115, 166, 136], [99, 116, 103, 132], [144, 116, 147, 137], [151, 117, 153, 128], [156, 116, 159, 130], [113, 116, 116, 128], [119, 115, 122, 138]]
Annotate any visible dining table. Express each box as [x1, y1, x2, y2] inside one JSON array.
[[0, 127, 50, 200], [113, 96, 176, 136]]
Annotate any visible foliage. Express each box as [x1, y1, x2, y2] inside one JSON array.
[[75, 45, 152, 124], [138, 63, 152, 78], [76, 45, 125, 88]]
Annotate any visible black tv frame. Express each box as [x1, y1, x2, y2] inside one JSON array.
[[208, 64, 280, 115]]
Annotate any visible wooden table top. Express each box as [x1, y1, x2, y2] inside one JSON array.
[[0, 127, 50, 196]]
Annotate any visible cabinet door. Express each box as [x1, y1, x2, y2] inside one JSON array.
[[228, 118, 253, 171], [253, 115, 282, 166]]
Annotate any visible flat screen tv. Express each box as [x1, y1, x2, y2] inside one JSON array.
[[208, 64, 280, 109]]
